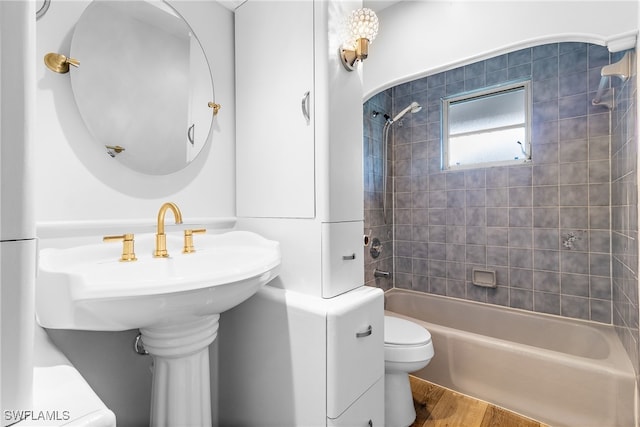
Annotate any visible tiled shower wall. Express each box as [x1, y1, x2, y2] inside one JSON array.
[[364, 89, 394, 290], [611, 54, 639, 368], [364, 42, 626, 324]]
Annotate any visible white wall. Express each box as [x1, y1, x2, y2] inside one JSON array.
[[35, 0, 235, 227], [364, 1, 638, 99]]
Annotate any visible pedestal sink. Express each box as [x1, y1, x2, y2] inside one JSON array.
[[36, 230, 281, 426]]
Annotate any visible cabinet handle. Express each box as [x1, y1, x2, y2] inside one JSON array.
[[356, 325, 372, 338], [187, 124, 195, 145], [301, 90, 310, 124], [342, 253, 356, 260]]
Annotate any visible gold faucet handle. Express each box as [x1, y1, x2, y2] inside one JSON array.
[[103, 233, 137, 262], [183, 228, 206, 254]]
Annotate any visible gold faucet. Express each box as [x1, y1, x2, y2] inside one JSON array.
[[154, 202, 183, 257], [183, 228, 207, 253], [103, 233, 137, 262]]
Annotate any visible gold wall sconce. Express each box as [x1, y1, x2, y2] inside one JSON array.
[[208, 102, 221, 116], [105, 145, 125, 158], [44, 52, 80, 74], [339, 8, 379, 71]]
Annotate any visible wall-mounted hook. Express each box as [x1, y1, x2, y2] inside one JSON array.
[[208, 102, 221, 116], [44, 52, 79, 74]]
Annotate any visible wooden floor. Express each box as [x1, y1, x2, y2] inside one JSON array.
[[409, 376, 551, 427]]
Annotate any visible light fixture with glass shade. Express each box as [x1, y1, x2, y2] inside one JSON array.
[[340, 7, 379, 71]]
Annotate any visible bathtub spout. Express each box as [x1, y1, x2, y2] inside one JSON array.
[[374, 269, 391, 278]]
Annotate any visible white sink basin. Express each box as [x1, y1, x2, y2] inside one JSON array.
[[36, 230, 281, 331], [37, 228, 280, 426]]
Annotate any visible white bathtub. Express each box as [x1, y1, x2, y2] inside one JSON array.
[[384, 288, 636, 427]]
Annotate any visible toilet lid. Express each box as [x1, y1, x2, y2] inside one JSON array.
[[384, 316, 431, 346]]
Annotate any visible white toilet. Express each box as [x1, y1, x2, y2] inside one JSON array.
[[384, 315, 434, 427]]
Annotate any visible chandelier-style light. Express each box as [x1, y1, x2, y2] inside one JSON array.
[[339, 8, 379, 71]]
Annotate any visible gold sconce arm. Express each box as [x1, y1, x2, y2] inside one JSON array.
[[44, 52, 80, 74], [208, 102, 221, 116], [340, 38, 370, 71]]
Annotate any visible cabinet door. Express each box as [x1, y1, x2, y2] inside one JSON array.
[[322, 221, 365, 298], [235, 1, 315, 218], [327, 378, 384, 427], [326, 287, 384, 419]]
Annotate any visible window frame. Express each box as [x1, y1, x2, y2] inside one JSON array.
[[442, 80, 532, 170]]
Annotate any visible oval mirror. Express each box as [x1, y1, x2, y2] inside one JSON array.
[[69, 0, 215, 175]]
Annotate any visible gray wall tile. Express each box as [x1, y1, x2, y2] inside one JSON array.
[[363, 42, 627, 328]]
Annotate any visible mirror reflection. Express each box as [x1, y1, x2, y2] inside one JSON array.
[[70, 0, 215, 175]]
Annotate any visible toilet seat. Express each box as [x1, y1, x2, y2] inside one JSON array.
[[384, 316, 434, 363]]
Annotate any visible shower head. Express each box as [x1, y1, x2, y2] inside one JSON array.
[[390, 101, 422, 123]]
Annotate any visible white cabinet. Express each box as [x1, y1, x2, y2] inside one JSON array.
[[327, 286, 383, 417], [235, 0, 363, 223], [235, 1, 315, 218], [235, 0, 365, 299], [219, 285, 384, 426], [322, 221, 365, 297], [327, 379, 384, 427]]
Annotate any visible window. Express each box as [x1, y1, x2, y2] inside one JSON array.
[[443, 81, 531, 169]]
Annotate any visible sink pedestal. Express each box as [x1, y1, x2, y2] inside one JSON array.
[[141, 315, 220, 427]]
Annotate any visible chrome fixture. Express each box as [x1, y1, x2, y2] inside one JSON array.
[[340, 8, 379, 71], [370, 237, 383, 259], [363, 230, 372, 247], [44, 52, 79, 74], [103, 233, 137, 262], [134, 332, 148, 355], [374, 269, 391, 279], [154, 202, 183, 257], [516, 140, 529, 159], [382, 102, 422, 222], [562, 231, 583, 250], [389, 101, 422, 124]]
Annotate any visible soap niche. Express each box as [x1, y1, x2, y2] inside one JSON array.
[[472, 268, 497, 288]]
